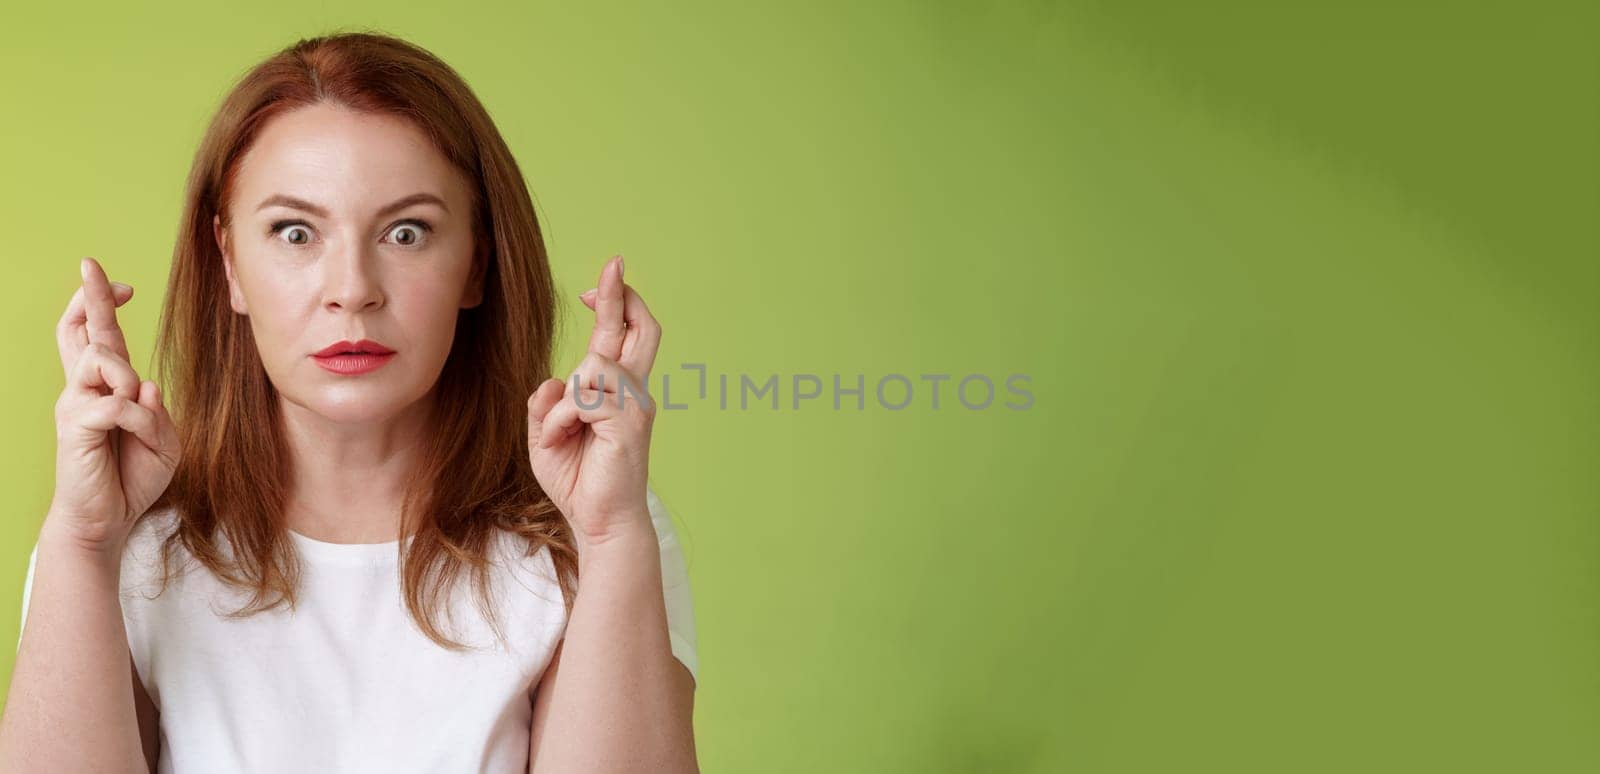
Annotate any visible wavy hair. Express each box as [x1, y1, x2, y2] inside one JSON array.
[[145, 29, 576, 650]]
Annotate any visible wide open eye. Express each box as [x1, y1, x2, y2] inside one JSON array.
[[269, 220, 315, 246], [384, 220, 432, 248]]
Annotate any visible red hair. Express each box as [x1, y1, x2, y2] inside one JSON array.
[[147, 29, 575, 649]]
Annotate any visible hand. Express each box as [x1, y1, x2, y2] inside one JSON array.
[[526, 255, 662, 556], [47, 257, 180, 555]]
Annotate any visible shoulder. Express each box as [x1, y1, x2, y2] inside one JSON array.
[[118, 504, 190, 598], [127, 503, 180, 552], [489, 528, 566, 608], [645, 485, 683, 549], [645, 485, 690, 589]]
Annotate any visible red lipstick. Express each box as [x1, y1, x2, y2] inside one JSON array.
[[312, 339, 396, 375]]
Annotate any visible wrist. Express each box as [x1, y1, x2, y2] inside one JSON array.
[[573, 510, 657, 568], [37, 514, 126, 575]]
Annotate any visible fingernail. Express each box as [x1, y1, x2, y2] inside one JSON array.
[[80, 258, 90, 280], [615, 254, 624, 277], [580, 287, 597, 297], [112, 281, 131, 292]]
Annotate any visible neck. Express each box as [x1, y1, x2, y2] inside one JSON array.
[[277, 391, 434, 544]]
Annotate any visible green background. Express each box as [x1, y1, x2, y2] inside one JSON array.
[[3, 2, 1596, 771]]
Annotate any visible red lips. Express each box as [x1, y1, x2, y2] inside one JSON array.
[[313, 339, 395, 357]]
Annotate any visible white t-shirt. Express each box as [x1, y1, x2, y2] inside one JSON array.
[[16, 485, 697, 773]]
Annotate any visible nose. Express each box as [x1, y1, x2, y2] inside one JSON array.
[[321, 238, 385, 313]]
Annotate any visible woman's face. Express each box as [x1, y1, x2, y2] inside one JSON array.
[[215, 102, 484, 426]]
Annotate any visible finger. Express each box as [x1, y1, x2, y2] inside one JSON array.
[[535, 387, 625, 449], [75, 393, 157, 444], [57, 281, 134, 379], [115, 383, 169, 455], [72, 343, 141, 402], [536, 389, 584, 450], [566, 352, 651, 409], [527, 377, 565, 421], [137, 380, 181, 465], [537, 387, 625, 449], [578, 282, 660, 381], [586, 255, 626, 362], [80, 258, 132, 363], [615, 283, 660, 382], [526, 377, 565, 446]]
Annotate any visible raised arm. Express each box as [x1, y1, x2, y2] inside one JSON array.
[[2, 529, 152, 774], [0, 258, 178, 773], [523, 255, 697, 772], [526, 513, 697, 772]]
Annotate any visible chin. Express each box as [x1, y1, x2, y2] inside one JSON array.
[[282, 382, 426, 426]]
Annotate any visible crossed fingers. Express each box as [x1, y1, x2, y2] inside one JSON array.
[[57, 258, 137, 396], [577, 255, 660, 387]]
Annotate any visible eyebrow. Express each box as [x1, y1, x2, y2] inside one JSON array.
[[254, 192, 449, 218]]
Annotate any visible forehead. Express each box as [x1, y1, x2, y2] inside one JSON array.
[[232, 102, 468, 213]]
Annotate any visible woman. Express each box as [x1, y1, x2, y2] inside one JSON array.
[[0, 31, 699, 773]]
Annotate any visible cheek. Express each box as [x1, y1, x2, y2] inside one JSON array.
[[390, 278, 465, 349], [392, 246, 476, 345], [235, 261, 316, 351]]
